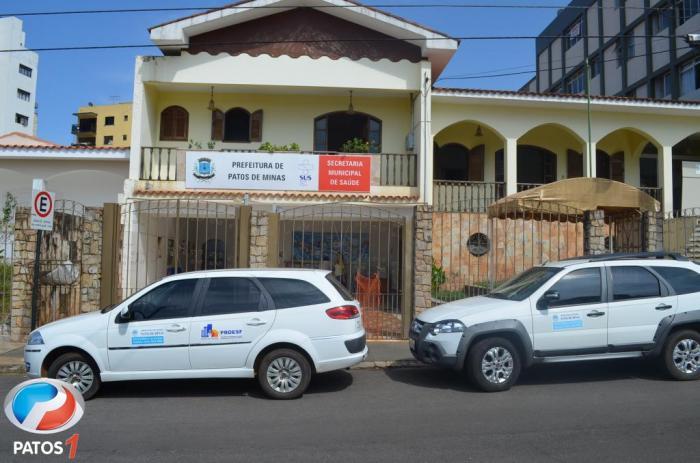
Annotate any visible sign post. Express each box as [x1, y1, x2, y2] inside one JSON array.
[[29, 180, 54, 330]]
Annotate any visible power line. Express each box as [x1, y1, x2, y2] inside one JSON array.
[[0, 2, 679, 17], [437, 45, 694, 81], [0, 34, 689, 53]]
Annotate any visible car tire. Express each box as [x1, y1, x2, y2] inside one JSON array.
[[47, 352, 101, 400], [257, 349, 312, 400], [662, 329, 700, 381], [466, 337, 521, 392]]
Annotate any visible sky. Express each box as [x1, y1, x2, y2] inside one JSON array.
[[9, 0, 561, 144]]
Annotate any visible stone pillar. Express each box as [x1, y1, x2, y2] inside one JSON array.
[[583, 210, 606, 256], [642, 211, 664, 252], [249, 209, 269, 268], [504, 138, 518, 196], [10, 208, 33, 341], [80, 207, 103, 313], [414, 205, 433, 316]]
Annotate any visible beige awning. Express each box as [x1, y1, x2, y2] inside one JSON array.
[[487, 178, 661, 218]]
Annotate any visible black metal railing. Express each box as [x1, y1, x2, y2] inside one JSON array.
[[433, 180, 505, 212], [516, 182, 544, 192], [140, 147, 418, 187], [640, 186, 662, 201]]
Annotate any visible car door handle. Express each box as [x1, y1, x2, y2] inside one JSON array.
[[656, 304, 673, 311], [587, 310, 605, 318], [166, 324, 186, 332], [246, 318, 267, 326]]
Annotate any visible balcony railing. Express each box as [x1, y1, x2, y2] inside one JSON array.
[[641, 186, 662, 201], [433, 180, 505, 212], [516, 183, 544, 192], [140, 147, 417, 187]]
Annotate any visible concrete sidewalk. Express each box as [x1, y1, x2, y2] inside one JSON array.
[[0, 338, 420, 374]]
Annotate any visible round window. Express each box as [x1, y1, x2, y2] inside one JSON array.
[[467, 233, 490, 257]]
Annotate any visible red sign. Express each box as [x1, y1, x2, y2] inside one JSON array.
[[319, 155, 371, 192], [34, 191, 53, 218]]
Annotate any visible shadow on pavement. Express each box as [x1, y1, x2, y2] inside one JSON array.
[[97, 369, 354, 400], [385, 358, 668, 392]]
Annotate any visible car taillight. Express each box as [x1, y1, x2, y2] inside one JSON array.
[[325, 305, 360, 320]]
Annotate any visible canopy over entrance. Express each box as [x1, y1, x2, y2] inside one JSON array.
[[487, 178, 661, 218]]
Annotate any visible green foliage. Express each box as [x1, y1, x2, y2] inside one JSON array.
[[0, 261, 10, 316], [188, 139, 203, 149], [1, 193, 16, 225], [258, 142, 301, 153], [206, 140, 217, 150], [431, 259, 446, 293], [340, 138, 370, 153]]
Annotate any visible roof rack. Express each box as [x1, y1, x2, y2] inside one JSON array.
[[575, 252, 689, 262]]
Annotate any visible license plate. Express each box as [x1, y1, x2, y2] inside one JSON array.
[[409, 338, 415, 350]]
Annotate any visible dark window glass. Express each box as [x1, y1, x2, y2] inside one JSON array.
[[611, 266, 661, 301], [19, 64, 32, 77], [104, 116, 114, 126], [325, 274, 353, 301], [224, 108, 250, 142], [259, 278, 330, 309], [548, 268, 602, 307], [129, 279, 197, 321], [489, 267, 562, 301], [201, 278, 262, 315], [654, 267, 700, 295]]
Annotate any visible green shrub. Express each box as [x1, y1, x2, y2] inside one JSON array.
[[431, 259, 446, 293]]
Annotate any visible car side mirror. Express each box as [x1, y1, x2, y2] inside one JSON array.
[[538, 290, 560, 310], [119, 305, 132, 321]]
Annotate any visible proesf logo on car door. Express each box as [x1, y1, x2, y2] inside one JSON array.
[[200, 324, 243, 341]]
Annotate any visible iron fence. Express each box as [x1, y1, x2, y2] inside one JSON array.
[[432, 200, 585, 306], [119, 199, 239, 299], [663, 209, 700, 258], [280, 203, 406, 339], [140, 147, 418, 187], [433, 181, 505, 212]]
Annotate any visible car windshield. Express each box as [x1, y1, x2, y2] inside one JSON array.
[[487, 266, 562, 301]]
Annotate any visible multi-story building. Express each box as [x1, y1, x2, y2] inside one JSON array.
[[0, 17, 39, 136], [522, 0, 700, 100], [72, 102, 132, 147]]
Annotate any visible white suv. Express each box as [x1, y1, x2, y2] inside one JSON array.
[[411, 252, 700, 392], [24, 269, 367, 399]]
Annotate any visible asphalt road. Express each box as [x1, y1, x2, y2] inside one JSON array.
[[1, 360, 698, 463]]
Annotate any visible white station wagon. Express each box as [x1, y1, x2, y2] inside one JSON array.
[[24, 269, 368, 399]]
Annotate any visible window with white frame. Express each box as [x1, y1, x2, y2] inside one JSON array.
[[653, 71, 672, 98], [678, 0, 700, 25], [566, 69, 586, 94], [18, 64, 32, 78], [17, 89, 30, 102], [565, 19, 583, 50], [680, 58, 700, 96]]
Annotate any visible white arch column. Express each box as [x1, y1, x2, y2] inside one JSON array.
[[505, 137, 518, 196], [584, 141, 596, 177], [659, 144, 673, 213]]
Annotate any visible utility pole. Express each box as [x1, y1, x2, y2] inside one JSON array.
[[585, 58, 593, 177]]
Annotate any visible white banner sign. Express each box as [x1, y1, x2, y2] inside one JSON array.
[[186, 151, 319, 191]]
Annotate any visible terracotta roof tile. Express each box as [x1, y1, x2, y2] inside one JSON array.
[[0, 144, 129, 150]]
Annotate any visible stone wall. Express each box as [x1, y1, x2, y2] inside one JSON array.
[[583, 210, 606, 255], [642, 211, 663, 252], [249, 209, 269, 268], [10, 206, 104, 341], [414, 205, 433, 315]]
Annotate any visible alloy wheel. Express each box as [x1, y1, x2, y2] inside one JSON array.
[[56, 360, 95, 393], [481, 346, 514, 384], [672, 338, 700, 375], [266, 357, 303, 393]]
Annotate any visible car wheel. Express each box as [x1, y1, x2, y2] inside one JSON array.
[[257, 349, 311, 400], [467, 337, 521, 392], [663, 329, 700, 381], [47, 352, 101, 400]]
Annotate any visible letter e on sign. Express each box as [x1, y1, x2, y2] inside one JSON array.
[[30, 190, 55, 231]]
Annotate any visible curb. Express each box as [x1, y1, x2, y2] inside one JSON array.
[[351, 359, 424, 369], [0, 360, 425, 374]]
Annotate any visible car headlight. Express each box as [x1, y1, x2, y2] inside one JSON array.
[[27, 331, 44, 346], [430, 320, 465, 335]]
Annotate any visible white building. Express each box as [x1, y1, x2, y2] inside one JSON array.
[[0, 17, 39, 136]]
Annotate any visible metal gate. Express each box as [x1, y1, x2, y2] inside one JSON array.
[[607, 212, 644, 253], [280, 203, 406, 339], [432, 200, 585, 305], [118, 199, 239, 299]]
